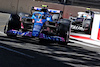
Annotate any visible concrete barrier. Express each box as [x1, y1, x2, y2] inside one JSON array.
[[0, 0, 18, 14], [17, 0, 63, 14], [0, 0, 100, 18]]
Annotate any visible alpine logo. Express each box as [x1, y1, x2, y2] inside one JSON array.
[[39, 33, 65, 42]]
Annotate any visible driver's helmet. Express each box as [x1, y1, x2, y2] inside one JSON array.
[[42, 5, 48, 8], [41, 5, 48, 12], [85, 7, 94, 15], [86, 7, 91, 11], [86, 7, 91, 13]]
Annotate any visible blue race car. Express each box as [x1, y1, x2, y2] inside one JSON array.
[[4, 5, 71, 45]]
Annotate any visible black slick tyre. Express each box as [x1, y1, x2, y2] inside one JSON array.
[[4, 14, 21, 37]]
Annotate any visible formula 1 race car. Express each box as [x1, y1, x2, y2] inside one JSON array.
[[69, 9, 97, 34], [4, 5, 71, 45]]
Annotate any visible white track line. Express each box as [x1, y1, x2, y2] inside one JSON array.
[[69, 40, 100, 48], [0, 46, 35, 59], [0, 31, 35, 58], [0, 31, 5, 34]]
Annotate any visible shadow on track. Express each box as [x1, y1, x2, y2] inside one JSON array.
[[0, 36, 100, 67]]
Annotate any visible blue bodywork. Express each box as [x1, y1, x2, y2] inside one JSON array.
[[31, 11, 52, 37], [7, 11, 66, 42]]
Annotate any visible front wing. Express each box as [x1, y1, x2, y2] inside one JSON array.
[[7, 30, 65, 42]]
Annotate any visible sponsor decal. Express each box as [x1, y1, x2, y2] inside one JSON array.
[[32, 25, 42, 37], [7, 30, 65, 41], [77, 18, 83, 21], [8, 30, 32, 37], [33, 25, 41, 31], [32, 31, 39, 37], [36, 21, 42, 23], [21, 23, 24, 29], [97, 21, 100, 40], [71, 25, 84, 31], [25, 32, 32, 37], [46, 17, 50, 21], [39, 33, 65, 42]]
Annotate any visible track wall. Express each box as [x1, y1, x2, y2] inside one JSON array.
[[0, 0, 100, 18]]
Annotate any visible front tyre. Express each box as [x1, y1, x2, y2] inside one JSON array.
[[4, 14, 21, 37]]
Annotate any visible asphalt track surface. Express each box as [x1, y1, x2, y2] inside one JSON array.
[[0, 13, 100, 67]]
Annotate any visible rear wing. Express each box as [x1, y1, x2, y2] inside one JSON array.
[[31, 7, 63, 14]]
